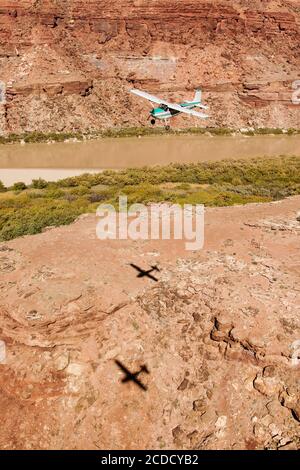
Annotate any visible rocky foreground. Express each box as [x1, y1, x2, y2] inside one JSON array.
[[0, 196, 300, 449]]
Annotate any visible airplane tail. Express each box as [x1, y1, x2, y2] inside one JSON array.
[[151, 265, 160, 271], [193, 89, 208, 110], [194, 89, 202, 103]]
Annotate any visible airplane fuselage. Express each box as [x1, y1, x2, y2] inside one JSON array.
[[150, 101, 201, 120]]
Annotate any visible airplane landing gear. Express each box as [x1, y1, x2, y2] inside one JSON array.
[[150, 118, 156, 125], [164, 119, 171, 131]]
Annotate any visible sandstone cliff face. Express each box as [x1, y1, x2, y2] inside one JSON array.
[[0, 0, 299, 133]]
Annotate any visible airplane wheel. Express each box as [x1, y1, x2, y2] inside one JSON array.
[[165, 125, 170, 131], [150, 119, 156, 125]]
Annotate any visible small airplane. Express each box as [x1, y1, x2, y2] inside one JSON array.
[[130, 88, 209, 128], [115, 359, 149, 391], [130, 263, 160, 282]]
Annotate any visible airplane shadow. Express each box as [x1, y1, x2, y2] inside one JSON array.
[[130, 263, 160, 282], [115, 359, 149, 391]]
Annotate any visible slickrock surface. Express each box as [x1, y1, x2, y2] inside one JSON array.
[[0, 196, 299, 449], [0, 0, 299, 133]]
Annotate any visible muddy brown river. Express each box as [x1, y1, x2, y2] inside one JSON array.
[[0, 134, 299, 186]]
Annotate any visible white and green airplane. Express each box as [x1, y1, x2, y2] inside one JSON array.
[[130, 88, 209, 127]]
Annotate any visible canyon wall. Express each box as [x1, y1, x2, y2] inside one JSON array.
[[0, 0, 299, 133]]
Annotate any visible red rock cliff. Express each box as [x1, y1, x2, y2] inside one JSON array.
[[0, 0, 299, 133]]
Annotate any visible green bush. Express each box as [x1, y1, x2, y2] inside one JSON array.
[[13, 182, 27, 191], [32, 178, 48, 189], [0, 180, 6, 192], [286, 128, 300, 136], [207, 127, 233, 136], [88, 193, 109, 203], [44, 188, 65, 199], [69, 185, 91, 196], [255, 128, 283, 135]]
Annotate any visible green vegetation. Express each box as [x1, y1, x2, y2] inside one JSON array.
[[0, 155, 299, 241], [0, 131, 84, 145], [0, 127, 300, 144], [100, 126, 237, 137], [12, 181, 27, 191], [32, 178, 49, 189], [241, 128, 300, 137]]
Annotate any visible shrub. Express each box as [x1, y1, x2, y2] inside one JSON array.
[[44, 188, 65, 199], [70, 185, 90, 196], [287, 128, 300, 136], [88, 193, 108, 203], [255, 128, 283, 135], [64, 193, 77, 202], [32, 178, 48, 189], [13, 182, 27, 191], [208, 127, 233, 136]]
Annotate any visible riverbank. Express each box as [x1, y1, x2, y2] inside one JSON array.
[[2, 133, 299, 186], [0, 155, 299, 241], [1, 127, 300, 145]]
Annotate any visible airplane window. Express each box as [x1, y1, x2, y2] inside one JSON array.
[[160, 104, 169, 111]]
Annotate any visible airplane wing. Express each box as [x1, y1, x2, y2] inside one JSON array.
[[144, 273, 159, 282], [115, 360, 131, 375], [134, 379, 147, 391], [130, 89, 165, 106], [130, 89, 209, 119], [197, 103, 209, 110], [175, 106, 209, 119], [130, 263, 143, 273]]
